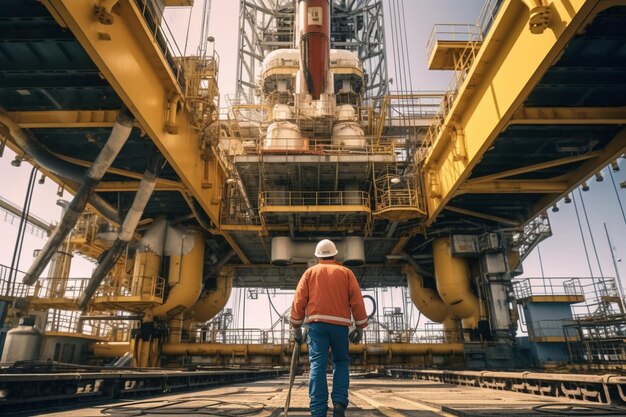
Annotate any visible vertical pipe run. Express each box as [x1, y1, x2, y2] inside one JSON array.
[[23, 111, 133, 285], [77, 160, 160, 309]]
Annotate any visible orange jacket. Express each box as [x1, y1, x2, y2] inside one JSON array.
[[290, 260, 368, 329]]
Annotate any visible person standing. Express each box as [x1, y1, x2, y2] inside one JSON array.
[[290, 239, 368, 417]]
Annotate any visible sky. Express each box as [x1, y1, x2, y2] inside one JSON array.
[[0, 1, 625, 333]]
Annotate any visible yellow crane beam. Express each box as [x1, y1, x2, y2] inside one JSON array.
[[423, 0, 618, 227], [39, 0, 249, 263]]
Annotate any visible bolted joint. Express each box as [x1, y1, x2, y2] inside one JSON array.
[[529, 5, 552, 34]]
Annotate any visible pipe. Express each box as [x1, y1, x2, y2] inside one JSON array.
[[298, 0, 330, 99], [77, 160, 160, 309], [22, 112, 133, 285], [432, 237, 480, 329], [91, 342, 464, 358], [402, 264, 449, 323], [165, 95, 181, 134], [0, 111, 123, 223], [151, 229, 204, 318], [186, 268, 234, 322]]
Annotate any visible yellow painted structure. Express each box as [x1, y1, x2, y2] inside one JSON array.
[[422, 0, 626, 228], [432, 238, 480, 329]]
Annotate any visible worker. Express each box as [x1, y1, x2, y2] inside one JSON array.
[[290, 239, 369, 417]]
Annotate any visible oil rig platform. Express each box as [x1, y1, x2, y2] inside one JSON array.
[[0, 0, 625, 415]]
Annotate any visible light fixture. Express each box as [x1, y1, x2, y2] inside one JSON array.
[[551, 204, 559, 213], [581, 181, 590, 192], [57, 184, 64, 197], [390, 177, 401, 185], [10, 156, 22, 167], [595, 172, 604, 182], [611, 161, 620, 172], [38, 174, 46, 185], [226, 178, 237, 185], [564, 194, 571, 204], [621, 180, 626, 189]]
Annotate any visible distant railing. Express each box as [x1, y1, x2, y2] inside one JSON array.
[[95, 275, 166, 301], [426, 23, 483, 61], [187, 326, 461, 345], [513, 276, 624, 319], [259, 191, 370, 209]]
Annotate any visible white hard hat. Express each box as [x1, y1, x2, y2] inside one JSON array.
[[314, 239, 338, 258]]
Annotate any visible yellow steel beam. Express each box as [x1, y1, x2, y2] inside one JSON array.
[[8, 110, 122, 128], [526, 127, 626, 221], [457, 180, 568, 194], [39, 1, 249, 262], [41, 0, 224, 226], [444, 206, 520, 226], [466, 152, 601, 184], [95, 180, 184, 192], [509, 107, 626, 125], [423, 0, 607, 226]]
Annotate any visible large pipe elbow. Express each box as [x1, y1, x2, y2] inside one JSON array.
[[402, 264, 449, 323], [151, 229, 204, 319], [433, 237, 480, 328], [186, 268, 234, 322]]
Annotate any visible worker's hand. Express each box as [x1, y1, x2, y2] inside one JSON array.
[[348, 327, 363, 344], [293, 327, 303, 344]]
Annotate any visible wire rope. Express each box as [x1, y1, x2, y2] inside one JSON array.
[[7, 165, 37, 296], [182, 5, 193, 56], [572, 192, 595, 277], [577, 188, 605, 277], [608, 168, 626, 225]]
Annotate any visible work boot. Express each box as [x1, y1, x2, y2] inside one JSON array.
[[333, 402, 346, 417]]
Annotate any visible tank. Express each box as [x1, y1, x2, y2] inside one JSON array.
[[332, 121, 366, 148], [0, 317, 42, 364], [264, 121, 306, 151]]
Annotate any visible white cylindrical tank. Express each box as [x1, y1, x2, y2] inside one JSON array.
[[341, 236, 365, 266], [332, 121, 366, 148], [0, 317, 42, 364], [335, 104, 357, 121], [264, 121, 306, 151], [271, 236, 294, 266], [273, 104, 293, 120]]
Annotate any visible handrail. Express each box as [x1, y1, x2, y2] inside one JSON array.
[[259, 190, 370, 208]]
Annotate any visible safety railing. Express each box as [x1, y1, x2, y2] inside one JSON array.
[[259, 191, 370, 210], [513, 277, 624, 319], [240, 136, 398, 156], [374, 94, 443, 143], [372, 170, 426, 217], [0, 264, 33, 298], [186, 326, 462, 345], [510, 212, 552, 264], [95, 275, 166, 301], [420, 0, 503, 154], [513, 277, 584, 299], [426, 23, 483, 61], [134, 0, 187, 91], [34, 277, 89, 300]]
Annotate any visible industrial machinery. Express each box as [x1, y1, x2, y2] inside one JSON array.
[[0, 0, 625, 379]]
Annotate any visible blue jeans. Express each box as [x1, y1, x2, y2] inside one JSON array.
[[307, 322, 350, 417]]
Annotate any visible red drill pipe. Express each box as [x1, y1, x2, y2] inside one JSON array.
[[298, 0, 330, 100]]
